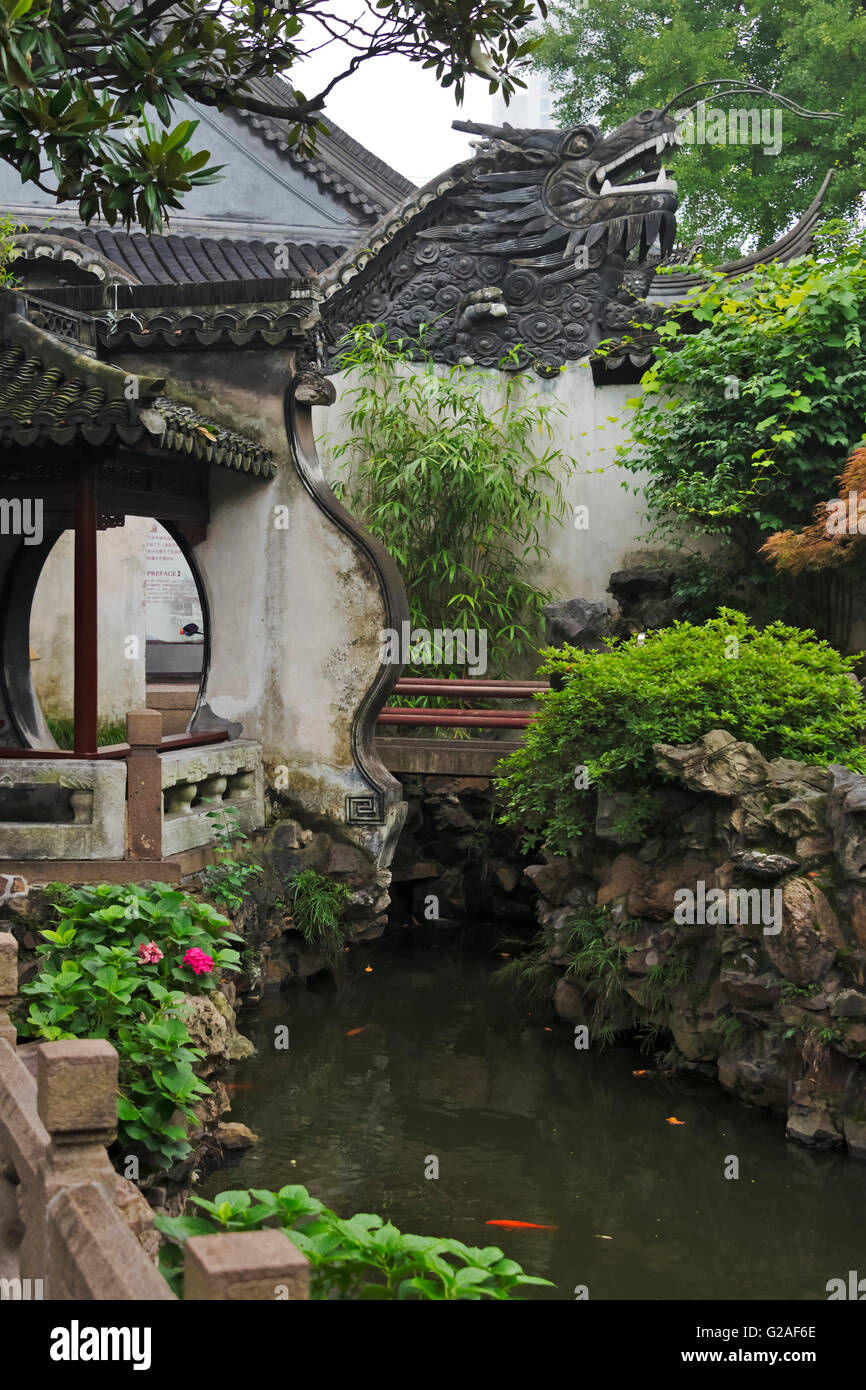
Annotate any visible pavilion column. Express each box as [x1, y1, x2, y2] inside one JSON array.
[[73, 454, 98, 758]]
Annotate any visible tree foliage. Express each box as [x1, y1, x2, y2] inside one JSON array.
[[0, 0, 543, 231], [534, 0, 865, 260], [761, 446, 866, 575], [613, 223, 866, 600]]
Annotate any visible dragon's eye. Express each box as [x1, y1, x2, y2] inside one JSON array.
[[636, 109, 657, 121], [562, 125, 595, 157]]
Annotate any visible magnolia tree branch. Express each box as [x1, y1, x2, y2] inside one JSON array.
[[0, 0, 545, 230]]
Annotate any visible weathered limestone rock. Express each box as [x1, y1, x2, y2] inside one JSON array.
[[523, 859, 579, 906], [786, 1105, 843, 1148], [850, 887, 866, 948], [667, 980, 728, 1062], [536, 902, 573, 939], [433, 799, 478, 832], [767, 760, 829, 793], [182, 993, 229, 1073], [831, 989, 866, 1018], [733, 850, 798, 879], [209, 989, 255, 1061], [543, 596, 611, 650], [595, 790, 642, 845], [762, 878, 843, 986], [215, 1121, 258, 1151], [490, 859, 520, 893], [720, 965, 782, 1009], [596, 852, 718, 921], [325, 840, 373, 881], [653, 730, 770, 797], [827, 764, 866, 881], [607, 567, 680, 632], [767, 794, 827, 839], [553, 978, 586, 1023], [717, 1034, 790, 1111], [795, 836, 833, 862], [621, 924, 675, 975], [842, 1116, 866, 1159]]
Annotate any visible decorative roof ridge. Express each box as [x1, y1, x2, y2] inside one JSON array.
[[2, 304, 165, 404], [15, 275, 321, 314], [10, 232, 141, 286], [95, 299, 320, 351], [648, 170, 834, 302], [0, 303, 275, 477], [231, 73, 415, 216], [321, 159, 473, 302]]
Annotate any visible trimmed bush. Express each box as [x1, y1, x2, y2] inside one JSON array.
[[496, 609, 866, 852]]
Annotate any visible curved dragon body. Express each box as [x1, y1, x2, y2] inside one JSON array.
[[321, 106, 831, 376]]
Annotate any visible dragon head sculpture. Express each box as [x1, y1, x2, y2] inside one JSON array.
[[322, 93, 834, 376], [452, 107, 681, 265]]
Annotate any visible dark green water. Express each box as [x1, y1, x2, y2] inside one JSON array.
[[200, 939, 866, 1300]]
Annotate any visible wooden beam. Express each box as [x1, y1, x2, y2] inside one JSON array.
[[73, 455, 98, 758]]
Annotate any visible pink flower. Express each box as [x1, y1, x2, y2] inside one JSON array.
[[138, 941, 164, 964], [183, 947, 214, 976]]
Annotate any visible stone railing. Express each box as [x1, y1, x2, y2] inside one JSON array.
[[0, 759, 127, 860], [0, 932, 309, 1300], [125, 709, 265, 859]]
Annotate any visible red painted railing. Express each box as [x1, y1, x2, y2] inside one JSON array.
[[378, 678, 549, 730]]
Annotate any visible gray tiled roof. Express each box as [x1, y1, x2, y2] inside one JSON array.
[[0, 308, 275, 476], [20, 223, 346, 286]]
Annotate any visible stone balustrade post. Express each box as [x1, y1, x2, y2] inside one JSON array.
[[184, 1229, 311, 1300], [126, 707, 163, 859], [19, 1040, 119, 1292], [0, 929, 17, 1046]]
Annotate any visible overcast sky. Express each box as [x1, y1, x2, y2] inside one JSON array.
[[295, 25, 505, 185]]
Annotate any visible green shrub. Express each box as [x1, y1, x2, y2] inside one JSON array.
[[497, 609, 866, 853], [155, 1185, 554, 1300], [288, 869, 351, 964], [199, 806, 264, 911], [19, 883, 243, 1170], [496, 906, 643, 1047]]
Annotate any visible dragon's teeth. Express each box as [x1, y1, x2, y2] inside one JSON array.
[[601, 179, 612, 195]]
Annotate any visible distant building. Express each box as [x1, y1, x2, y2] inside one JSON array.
[[490, 70, 555, 129]]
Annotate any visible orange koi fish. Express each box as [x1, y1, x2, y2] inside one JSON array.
[[345, 1026, 367, 1036], [485, 1220, 558, 1231], [666, 1116, 686, 1125]]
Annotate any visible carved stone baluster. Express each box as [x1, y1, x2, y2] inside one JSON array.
[[0, 930, 17, 1047], [198, 774, 228, 806], [69, 789, 93, 826], [227, 770, 254, 802], [165, 781, 198, 815]]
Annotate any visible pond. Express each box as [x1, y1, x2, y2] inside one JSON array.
[[200, 937, 866, 1300]]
